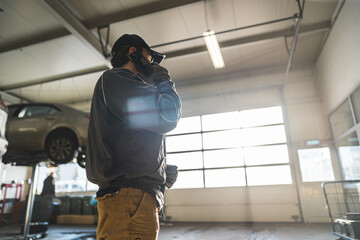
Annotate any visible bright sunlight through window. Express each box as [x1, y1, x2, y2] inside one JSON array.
[[166, 106, 292, 189]]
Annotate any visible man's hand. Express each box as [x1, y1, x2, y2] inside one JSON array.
[[152, 63, 170, 85], [165, 164, 178, 188]]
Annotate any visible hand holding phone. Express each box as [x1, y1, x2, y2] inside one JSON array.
[[152, 63, 170, 85]]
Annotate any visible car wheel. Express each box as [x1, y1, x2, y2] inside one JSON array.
[[45, 132, 77, 164], [77, 149, 86, 168]]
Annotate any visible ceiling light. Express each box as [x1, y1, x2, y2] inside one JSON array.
[[203, 30, 225, 69]]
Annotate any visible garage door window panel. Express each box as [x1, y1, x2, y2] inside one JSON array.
[[168, 116, 201, 135], [247, 165, 292, 186], [205, 168, 246, 188], [171, 170, 204, 189], [239, 106, 284, 127], [203, 130, 242, 149], [202, 112, 240, 131], [204, 148, 244, 168], [167, 152, 203, 170], [244, 144, 289, 166], [166, 133, 202, 152], [241, 125, 287, 147]]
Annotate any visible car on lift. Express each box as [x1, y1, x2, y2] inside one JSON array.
[[3, 103, 89, 166], [0, 94, 9, 160]]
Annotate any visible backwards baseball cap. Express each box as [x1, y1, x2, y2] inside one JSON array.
[[111, 34, 166, 64]]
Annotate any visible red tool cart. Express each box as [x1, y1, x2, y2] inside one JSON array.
[[0, 183, 23, 224]]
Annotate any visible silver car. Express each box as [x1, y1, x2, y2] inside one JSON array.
[[5, 103, 89, 165]]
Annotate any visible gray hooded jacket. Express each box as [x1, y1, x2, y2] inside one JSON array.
[[86, 67, 181, 207]]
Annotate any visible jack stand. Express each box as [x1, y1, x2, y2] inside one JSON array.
[[22, 163, 45, 240]]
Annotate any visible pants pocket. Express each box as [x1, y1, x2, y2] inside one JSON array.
[[129, 191, 159, 235], [128, 189, 146, 218]]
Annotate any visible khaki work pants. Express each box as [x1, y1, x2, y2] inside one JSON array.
[[96, 188, 159, 240]]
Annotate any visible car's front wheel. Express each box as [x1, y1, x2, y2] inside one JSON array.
[[45, 131, 77, 164]]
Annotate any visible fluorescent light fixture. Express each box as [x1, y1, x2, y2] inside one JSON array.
[[203, 30, 225, 69], [306, 140, 320, 146]]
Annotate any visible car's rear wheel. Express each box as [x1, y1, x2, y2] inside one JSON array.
[[45, 131, 77, 164]]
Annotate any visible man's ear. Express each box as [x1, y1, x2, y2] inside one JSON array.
[[128, 47, 137, 55], [128, 47, 137, 62]]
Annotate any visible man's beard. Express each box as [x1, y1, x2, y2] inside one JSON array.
[[132, 51, 154, 77]]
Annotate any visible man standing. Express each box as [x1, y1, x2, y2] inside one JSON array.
[[41, 172, 55, 196], [86, 34, 181, 240]]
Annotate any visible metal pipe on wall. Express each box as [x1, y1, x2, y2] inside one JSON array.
[[283, 0, 305, 86], [280, 0, 306, 223], [283, 15, 302, 86]]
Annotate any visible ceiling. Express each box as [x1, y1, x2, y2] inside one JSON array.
[[0, 0, 341, 111]]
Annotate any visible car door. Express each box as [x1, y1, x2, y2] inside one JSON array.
[[6, 105, 59, 150]]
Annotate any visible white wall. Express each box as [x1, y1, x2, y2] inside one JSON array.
[[315, 0, 360, 115]]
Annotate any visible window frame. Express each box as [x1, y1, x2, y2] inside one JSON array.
[[166, 106, 293, 189]]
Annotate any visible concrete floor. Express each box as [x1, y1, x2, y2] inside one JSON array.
[[0, 222, 337, 240]]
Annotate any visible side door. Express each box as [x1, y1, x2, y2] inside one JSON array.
[[6, 105, 59, 150], [294, 145, 340, 222]]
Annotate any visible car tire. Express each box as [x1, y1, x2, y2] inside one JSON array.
[[77, 149, 86, 168], [45, 131, 77, 164]]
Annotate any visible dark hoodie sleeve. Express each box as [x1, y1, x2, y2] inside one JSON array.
[[102, 70, 182, 134]]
